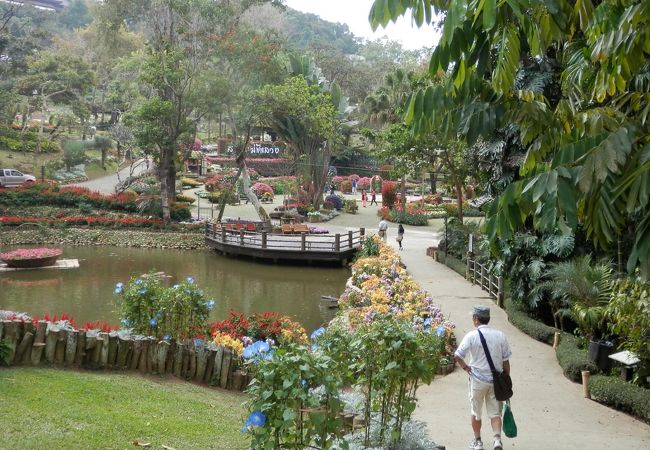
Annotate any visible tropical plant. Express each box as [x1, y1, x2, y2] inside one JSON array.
[[539, 256, 614, 332], [369, 0, 650, 278], [605, 274, 650, 386]]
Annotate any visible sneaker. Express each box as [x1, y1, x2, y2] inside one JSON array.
[[469, 438, 484, 450], [493, 437, 503, 450]]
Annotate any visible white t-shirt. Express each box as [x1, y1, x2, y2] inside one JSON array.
[[378, 220, 388, 231], [454, 325, 512, 384]]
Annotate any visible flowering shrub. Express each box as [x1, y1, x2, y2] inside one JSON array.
[[324, 194, 344, 211], [0, 184, 138, 212], [211, 310, 307, 346], [340, 180, 352, 193], [423, 194, 443, 205], [251, 182, 274, 198], [357, 177, 372, 190], [212, 330, 245, 356], [0, 247, 62, 260], [175, 193, 196, 204], [115, 274, 214, 340], [381, 182, 397, 208], [181, 178, 201, 187]]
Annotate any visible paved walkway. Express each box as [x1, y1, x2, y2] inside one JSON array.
[[225, 194, 650, 450], [72, 159, 150, 194]]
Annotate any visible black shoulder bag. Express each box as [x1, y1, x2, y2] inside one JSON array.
[[477, 329, 513, 401]]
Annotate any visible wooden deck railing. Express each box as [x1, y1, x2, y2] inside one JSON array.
[[205, 223, 365, 253], [466, 254, 504, 306]]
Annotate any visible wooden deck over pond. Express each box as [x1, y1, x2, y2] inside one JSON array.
[[205, 223, 365, 264]]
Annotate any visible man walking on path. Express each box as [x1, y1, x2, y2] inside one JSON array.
[[351, 178, 357, 193], [455, 305, 512, 450], [370, 190, 378, 206], [378, 218, 388, 242]]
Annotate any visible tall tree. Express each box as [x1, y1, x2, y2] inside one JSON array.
[[370, 0, 650, 276]]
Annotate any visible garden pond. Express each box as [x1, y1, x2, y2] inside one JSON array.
[[0, 246, 349, 332]]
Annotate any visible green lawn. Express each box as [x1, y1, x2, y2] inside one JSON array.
[[0, 368, 249, 450]]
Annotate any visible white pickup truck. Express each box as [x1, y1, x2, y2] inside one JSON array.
[[0, 169, 36, 188]]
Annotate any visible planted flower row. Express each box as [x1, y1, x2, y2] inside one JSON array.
[[0, 215, 164, 228], [0, 184, 139, 212]]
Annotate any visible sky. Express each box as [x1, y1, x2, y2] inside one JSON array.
[[284, 0, 440, 50]]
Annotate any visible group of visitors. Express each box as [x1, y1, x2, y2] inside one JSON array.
[[360, 190, 377, 207]]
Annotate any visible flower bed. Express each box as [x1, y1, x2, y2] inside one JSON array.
[[0, 215, 164, 228], [0, 247, 62, 268], [0, 184, 138, 212]]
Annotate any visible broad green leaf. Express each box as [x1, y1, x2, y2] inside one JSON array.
[[483, 0, 496, 31]]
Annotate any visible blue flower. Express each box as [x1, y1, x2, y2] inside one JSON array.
[[172, 284, 180, 289], [120, 319, 130, 326], [149, 318, 158, 326], [310, 327, 326, 340], [436, 325, 446, 337], [301, 379, 308, 389], [194, 338, 204, 347], [155, 311, 163, 318], [135, 279, 143, 285], [423, 318, 431, 328], [185, 289, 192, 294], [243, 340, 271, 360], [162, 335, 170, 341], [114, 286, 122, 294], [311, 343, 320, 352], [247, 411, 266, 427], [186, 276, 194, 284], [206, 300, 215, 310], [138, 288, 147, 295]]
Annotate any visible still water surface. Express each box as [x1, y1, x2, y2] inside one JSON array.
[[0, 246, 349, 332]]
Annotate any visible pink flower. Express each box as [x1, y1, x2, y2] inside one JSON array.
[[0, 247, 62, 260]]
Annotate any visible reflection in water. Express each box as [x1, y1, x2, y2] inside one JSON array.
[[0, 246, 349, 332]]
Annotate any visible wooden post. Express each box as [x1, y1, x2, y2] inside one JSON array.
[[220, 347, 232, 389], [107, 333, 119, 368], [30, 321, 47, 366], [195, 347, 208, 382], [65, 330, 78, 366], [212, 346, 224, 385], [45, 327, 59, 364], [74, 330, 86, 366], [156, 340, 171, 374], [497, 276, 504, 307], [232, 369, 246, 391], [15, 332, 34, 364], [348, 230, 353, 249], [301, 233, 306, 251], [553, 332, 561, 350], [165, 341, 176, 373], [204, 349, 216, 384], [146, 338, 156, 374], [173, 343, 185, 377], [2, 320, 19, 363], [582, 370, 591, 398], [92, 334, 103, 366], [221, 227, 226, 243], [130, 338, 143, 370], [99, 332, 110, 368], [480, 265, 485, 290], [116, 336, 131, 369], [334, 234, 341, 252], [262, 231, 267, 249], [84, 333, 97, 366], [187, 347, 196, 380], [54, 329, 67, 365], [138, 339, 149, 374]]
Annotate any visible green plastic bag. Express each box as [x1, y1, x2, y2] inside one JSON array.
[[503, 400, 517, 438]]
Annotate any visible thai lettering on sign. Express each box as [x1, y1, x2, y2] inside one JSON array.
[[226, 143, 282, 156]]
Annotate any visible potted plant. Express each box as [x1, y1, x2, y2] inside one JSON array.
[[0, 247, 63, 268]]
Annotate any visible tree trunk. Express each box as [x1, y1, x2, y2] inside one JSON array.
[[429, 171, 437, 194], [455, 181, 464, 221], [159, 144, 177, 224]]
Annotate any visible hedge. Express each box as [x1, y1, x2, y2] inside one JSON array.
[[503, 297, 556, 345], [556, 333, 598, 382], [589, 375, 650, 423], [436, 251, 466, 278]]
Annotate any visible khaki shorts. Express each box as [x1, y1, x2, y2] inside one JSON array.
[[469, 378, 502, 419]]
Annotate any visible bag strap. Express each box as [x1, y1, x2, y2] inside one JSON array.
[[477, 328, 497, 373]]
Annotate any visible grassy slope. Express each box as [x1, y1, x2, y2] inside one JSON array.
[[0, 368, 248, 450]]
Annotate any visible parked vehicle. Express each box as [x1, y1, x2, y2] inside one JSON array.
[[0, 169, 36, 188]]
